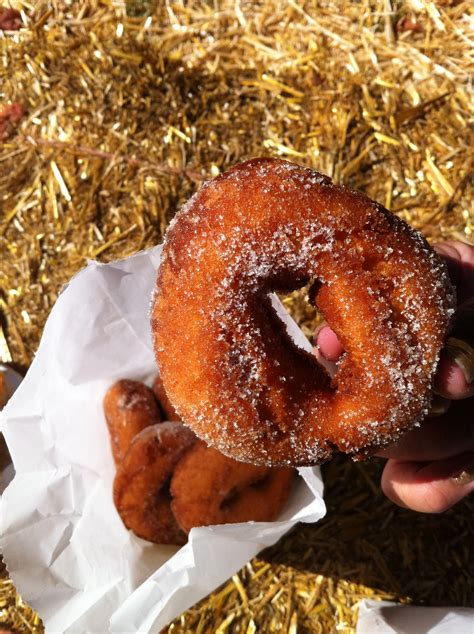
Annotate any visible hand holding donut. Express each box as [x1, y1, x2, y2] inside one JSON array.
[[315, 240, 474, 513]]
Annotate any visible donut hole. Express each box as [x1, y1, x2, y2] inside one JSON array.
[[274, 281, 349, 376], [276, 280, 324, 343], [275, 281, 350, 369], [159, 477, 173, 502]]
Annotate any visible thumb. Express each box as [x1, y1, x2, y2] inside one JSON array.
[[381, 453, 474, 513]]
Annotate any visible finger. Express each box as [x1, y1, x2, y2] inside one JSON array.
[[434, 241, 474, 304], [434, 294, 474, 399], [381, 453, 474, 513], [426, 395, 451, 418], [433, 242, 474, 398], [434, 350, 474, 399], [314, 325, 344, 362], [313, 345, 338, 378], [377, 397, 474, 461]]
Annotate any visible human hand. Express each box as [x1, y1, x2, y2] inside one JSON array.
[[314, 240, 474, 513]]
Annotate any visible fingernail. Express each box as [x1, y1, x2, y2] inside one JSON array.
[[453, 470, 474, 485], [427, 396, 451, 418], [450, 453, 474, 484], [445, 337, 474, 385]]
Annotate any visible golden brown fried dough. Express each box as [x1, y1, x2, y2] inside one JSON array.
[[171, 442, 295, 532], [0, 373, 8, 409], [152, 158, 455, 466], [113, 423, 196, 544], [104, 379, 161, 464]]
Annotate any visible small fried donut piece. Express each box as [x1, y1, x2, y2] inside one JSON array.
[[113, 422, 196, 544], [171, 442, 295, 532], [104, 379, 161, 464], [0, 373, 8, 409], [152, 374, 180, 420]]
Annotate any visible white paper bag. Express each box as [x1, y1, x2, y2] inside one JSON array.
[[0, 246, 326, 633], [356, 600, 474, 634]]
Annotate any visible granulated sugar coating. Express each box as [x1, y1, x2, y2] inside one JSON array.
[[152, 158, 455, 467]]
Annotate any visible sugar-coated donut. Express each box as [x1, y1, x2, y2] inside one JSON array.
[[152, 374, 180, 420], [103, 379, 161, 464], [170, 442, 294, 532], [113, 423, 196, 544], [152, 158, 455, 466]]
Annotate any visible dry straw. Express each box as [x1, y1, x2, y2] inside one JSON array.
[[0, 0, 473, 631]]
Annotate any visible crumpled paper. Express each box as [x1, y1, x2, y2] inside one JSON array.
[[0, 245, 326, 633], [356, 600, 474, 634]]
